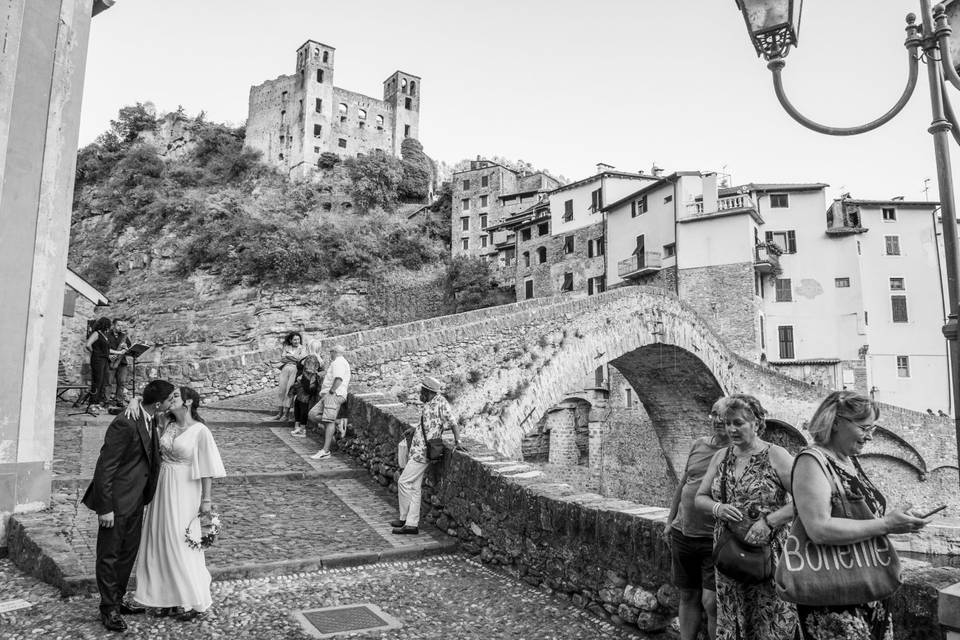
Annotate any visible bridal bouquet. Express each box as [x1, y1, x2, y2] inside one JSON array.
[[185, 511, 222, 550]]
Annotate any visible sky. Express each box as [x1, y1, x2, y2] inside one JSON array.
[[80, 0, 949, 202]]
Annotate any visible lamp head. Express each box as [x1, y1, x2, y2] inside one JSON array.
[[734, 0, 802, 60]]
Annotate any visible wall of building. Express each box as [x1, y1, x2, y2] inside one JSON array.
[[329, 87, 394, 159], [678, 261, 760, 360], [607, 181, 677, 288], [452, 163, 513, 257]]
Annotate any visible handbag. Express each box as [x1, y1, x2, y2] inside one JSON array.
[[397, 438, 409, 468], [712, 447, 774, 584], [775, 448, 901, 606], [419, 418, 445, 463]]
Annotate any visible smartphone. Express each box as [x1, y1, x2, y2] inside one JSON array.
[[919, 505, 947, 519]]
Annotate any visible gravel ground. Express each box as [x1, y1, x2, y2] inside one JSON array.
[[0, 555, 646, 639]]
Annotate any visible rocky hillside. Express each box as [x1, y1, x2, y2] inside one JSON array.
[[68, 105, 467, 366]]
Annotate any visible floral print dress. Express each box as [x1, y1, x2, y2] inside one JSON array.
[[797, 457, 893, 640], [711, 445, 798, 640]]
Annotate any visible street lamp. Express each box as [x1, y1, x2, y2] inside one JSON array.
[[733, 0, 960, 479]]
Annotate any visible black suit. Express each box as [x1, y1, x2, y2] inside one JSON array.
[[82, 412, 160, 614]]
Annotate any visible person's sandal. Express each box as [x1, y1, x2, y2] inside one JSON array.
[[177, 609, 204, 622]]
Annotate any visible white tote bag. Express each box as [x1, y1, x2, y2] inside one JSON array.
[[397, 439, 409, 468]]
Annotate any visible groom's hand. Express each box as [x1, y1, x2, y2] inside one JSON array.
[[98, 511, 115, 528]]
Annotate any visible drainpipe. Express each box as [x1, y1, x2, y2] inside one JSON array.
[[672, 178, 679, 294]]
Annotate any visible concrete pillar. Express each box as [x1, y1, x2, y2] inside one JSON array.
[[0, 0, 103, 544], [547, 404, 578, 466], [940, 582, 960, 639]]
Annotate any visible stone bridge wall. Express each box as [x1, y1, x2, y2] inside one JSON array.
[[337, 393, 960, 640], [142, 286, 956, 504]]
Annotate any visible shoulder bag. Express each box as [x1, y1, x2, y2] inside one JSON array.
[[419, 417, 445, 463], [712, 447, 775, 584], [774, 448, 901, 606]]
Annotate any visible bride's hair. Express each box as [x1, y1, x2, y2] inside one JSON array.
[[179, 386, 203, 422]]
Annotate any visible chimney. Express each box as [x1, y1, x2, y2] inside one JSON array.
[[596, 162, 615, 174], [651, 163, 663, 177], [702, 173, 719, 214]]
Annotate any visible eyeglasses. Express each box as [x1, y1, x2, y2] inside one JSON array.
[[839, 416, 878, 436]]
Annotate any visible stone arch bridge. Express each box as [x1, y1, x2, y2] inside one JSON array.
[[166, 287, 958, 505]]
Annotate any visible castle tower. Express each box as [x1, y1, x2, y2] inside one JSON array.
[[296, 40, 336, 174], [383, 71, 421, 157]]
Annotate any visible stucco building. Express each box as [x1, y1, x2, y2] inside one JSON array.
[[246, 40, 421, 178]]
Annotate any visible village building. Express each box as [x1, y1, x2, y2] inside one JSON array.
[[246, 40, 421, 178], [59, 268, 109, 387]]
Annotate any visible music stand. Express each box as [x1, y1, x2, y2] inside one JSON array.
[[122, 343, 152, 397]]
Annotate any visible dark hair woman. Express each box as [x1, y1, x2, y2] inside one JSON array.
[[274, 332, 308, 421], [792, 391, 928, 639], [85, 317, 113, 407], [694, 394, 798, 640]]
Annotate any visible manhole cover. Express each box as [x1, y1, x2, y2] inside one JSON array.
[[294, 604, 401, 638]]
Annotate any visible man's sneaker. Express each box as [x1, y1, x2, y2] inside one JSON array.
[[292, 430, 307, 438], [310, 449, 331, 460]]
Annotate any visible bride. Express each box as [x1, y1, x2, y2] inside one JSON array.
[[126, 385, 226, 620]]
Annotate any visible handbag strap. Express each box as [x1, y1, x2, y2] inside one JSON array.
[[793, 447, 849, 518]]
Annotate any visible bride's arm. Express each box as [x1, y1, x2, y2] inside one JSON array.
[[123, 396, 142, 420], [199, 477, 213, 514]]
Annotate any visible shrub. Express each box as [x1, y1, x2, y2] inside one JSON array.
[[343, 151, 403, 212], [445, 256, 513, 313], [81, 254, 116, 291]]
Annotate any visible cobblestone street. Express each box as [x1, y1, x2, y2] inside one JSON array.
[[2, 391, 648, 638]]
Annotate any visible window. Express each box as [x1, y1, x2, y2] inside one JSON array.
[[890, 277, 905, 290], [560, 272, 574, 292], [405, 97, 412, 110], [279, 135, 285, 143], [897, 355, 910, 377], [278, 152, 284, 160], [462, 179, 470, 191], [663, 242, 676, 258], [480, 195, 488, 208], [461, 238, 469, 251], [523, 252, 530, 267], [591, 188, 603, 211], [778, 326, 795, 359], [882, 207, 897, 221], [281, 90, 288, 100], [521, 228, 532, 242], [357, 108, 367, 121], [481, 175, 489, 188], [314, 146, 320, 153], [765, 230, 797, 253], [409, 80, 416, 96], [480, 214, 487, 229], [631, 195, 648, 217], [322, 50, 329, 63], [317, 69, 324, 83], [891, 295, 909, 322], [404, 124, 410, 137], [337, 138, 347, 148], [461, 217, 469, 231], [313, 124, 322, 137], [664, 194, 673, 204], [563, 199, 574, 222], [338, 103, 348, 122], [775, 278, 792, 302], [625, 387, 633, 408], [524, 279, 534, 299], [770, 193, 789, 208], [376, 114, 384, 128], [588, 278, 595, 295], [885, 235, 901, 255], [564, 236, 575, 254], [537, 222, 549, 236], [461, 198, 470, 211], [760, 315, 766, 349], [315, 98, 323, 113], [537, 246, 547, 263], [835, 277, 850, 288], [481, 236, 488, 248], [595, 366, 604, 386]]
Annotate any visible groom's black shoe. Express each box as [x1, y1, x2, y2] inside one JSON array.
[[100, 610, 127, 632], [389, 519, 405, 528], [118, 600, 146, 615]]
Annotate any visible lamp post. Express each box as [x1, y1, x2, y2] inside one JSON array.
[[733, 0, 960, 481]]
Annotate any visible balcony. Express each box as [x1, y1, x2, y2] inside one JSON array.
[[618, 251, 662, 279], [754, 243, 781, 274], [683, 194, 761, 223]]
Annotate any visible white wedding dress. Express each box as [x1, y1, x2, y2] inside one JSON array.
[[134, 422, 226, 611]]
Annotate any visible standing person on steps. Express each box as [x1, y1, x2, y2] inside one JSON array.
[[390, 376, 463, 535], [308, 345, 351, 460], [82, 380, 177, 633], [273, 332, 307, 421]]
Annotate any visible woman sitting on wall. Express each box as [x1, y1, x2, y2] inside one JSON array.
[[273, 332, 307, 421], [695, 394, 797, 640]]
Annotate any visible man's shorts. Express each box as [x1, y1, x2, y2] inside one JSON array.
[[670, 527, 716, 592], [308, 394, 346, 424]]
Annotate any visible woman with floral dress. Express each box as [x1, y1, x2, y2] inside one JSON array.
[[792, 391, 928, 640], [695, 394, 797, 640]]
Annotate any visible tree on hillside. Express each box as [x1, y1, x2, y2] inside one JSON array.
[[444, 255, 514, 312], [399, 138, 433, 202], [343, 151, 403, 212], [102, 102, 158, 149]]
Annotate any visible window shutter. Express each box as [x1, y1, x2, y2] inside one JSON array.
[[765, 231, 773, 243], [787, 230, 797, 253]]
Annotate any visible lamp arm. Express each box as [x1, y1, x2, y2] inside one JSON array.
[[766, 50, 919, 136], [940, 75, 960, 146], [938, 30, 960, 93]]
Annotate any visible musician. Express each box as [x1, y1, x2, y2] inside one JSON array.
[[85, 317, 113, 407], [107, 319, 133, 404]]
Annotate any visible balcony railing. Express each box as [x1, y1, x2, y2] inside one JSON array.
[[686, 194, 757, 217], [754, 243, 781, 274], [617, 251, 662, 278]]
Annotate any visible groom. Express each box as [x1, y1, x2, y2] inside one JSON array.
[[83, 379, 175, 632]]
